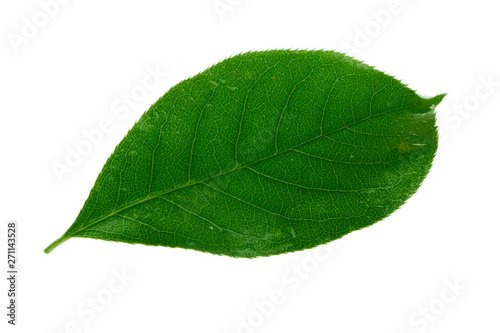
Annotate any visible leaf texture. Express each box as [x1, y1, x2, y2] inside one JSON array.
[[45, 49, 444, 257]]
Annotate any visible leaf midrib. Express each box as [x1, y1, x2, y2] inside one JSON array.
[[66, 103, 408, 238]]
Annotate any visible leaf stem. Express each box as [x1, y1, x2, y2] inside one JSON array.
[[44, 236, 69, 254]]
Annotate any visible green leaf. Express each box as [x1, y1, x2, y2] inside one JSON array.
[[45, 49, 444, 257]]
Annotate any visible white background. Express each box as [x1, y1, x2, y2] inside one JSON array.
[[1, 0, 499, 332]]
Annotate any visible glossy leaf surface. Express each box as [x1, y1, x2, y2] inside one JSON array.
[[45, 50, 444, 257]]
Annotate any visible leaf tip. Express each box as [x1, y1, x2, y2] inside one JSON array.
[[429, 93, 447, 106]]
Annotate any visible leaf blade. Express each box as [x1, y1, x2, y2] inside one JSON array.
[[45, 49, 444, 257]]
